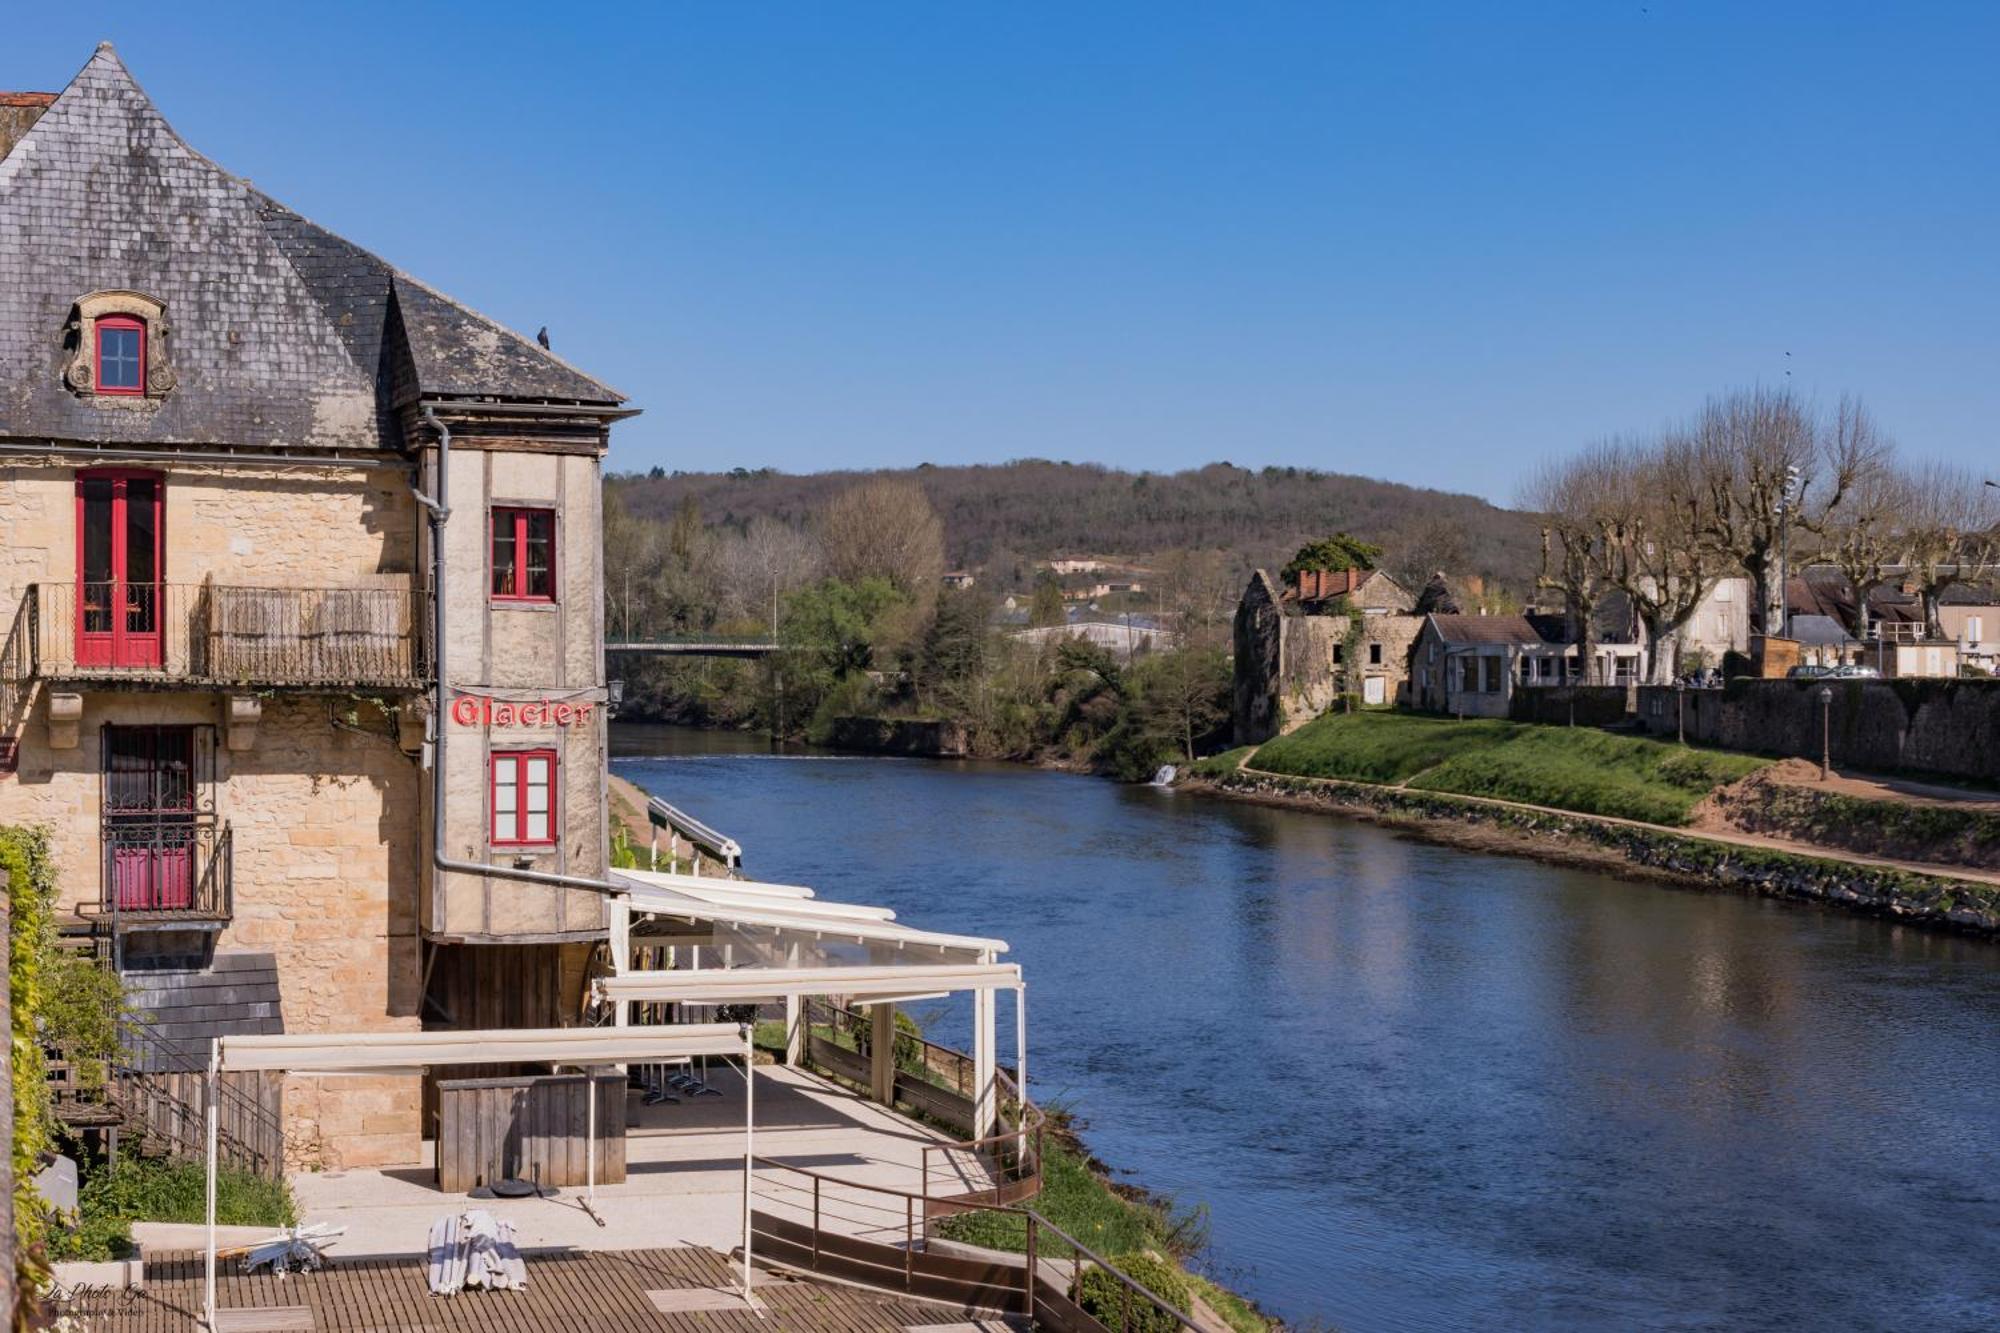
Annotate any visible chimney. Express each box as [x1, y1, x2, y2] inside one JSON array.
[[1347, 566, 1358, 597], [0, 92, 57, 161]]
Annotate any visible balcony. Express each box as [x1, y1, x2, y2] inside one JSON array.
[[99, 819, 233, 930], [17, 581, 429, 691]]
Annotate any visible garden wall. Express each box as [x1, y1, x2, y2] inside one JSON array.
[[1635, 679, 2000, 780], [1509, 685, 1633, 727]]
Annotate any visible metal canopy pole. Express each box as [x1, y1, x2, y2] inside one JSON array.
[[205, 1039, 220, 1330], [741, 1025, 755, 1305]]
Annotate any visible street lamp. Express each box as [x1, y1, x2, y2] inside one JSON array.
[[1818, 684, 1833, 781], [1674, 677, 1687, 745]]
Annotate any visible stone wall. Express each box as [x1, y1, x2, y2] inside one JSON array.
[[1510, 685, 1633, 727], [1635, 678, 2000, 780], [1201, 767, 2000, 935], [0, 460, 415, 611], [1, 691, 423, 1167], [427, 445, 608, 942], [1232, 569, 1423, 743]]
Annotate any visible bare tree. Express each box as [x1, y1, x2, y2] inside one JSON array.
[[819, 478, 946, 605], [1689, 387, 1882, 637], [1814, 402, 1907, 640], [719, 516, 821, 637], [1596, 435, 1724, 684], [1899, 460, 2000, 637], [1523, 452, 1618, 683], [1157, 548, 1240, 649]]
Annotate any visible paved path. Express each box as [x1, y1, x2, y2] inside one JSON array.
[[293, 1065, 994, 1259]]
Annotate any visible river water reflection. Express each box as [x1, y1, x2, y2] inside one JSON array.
[[612, 726, 2000, 1330]]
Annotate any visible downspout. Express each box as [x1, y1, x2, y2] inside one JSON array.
[[421, 403, 626, 897]]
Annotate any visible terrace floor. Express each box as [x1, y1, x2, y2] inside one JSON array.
[[72, 1246, 1008, 1332], [290, 1063, 997, 1258]]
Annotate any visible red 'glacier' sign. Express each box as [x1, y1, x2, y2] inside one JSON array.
[[449, 692, 595, 728]]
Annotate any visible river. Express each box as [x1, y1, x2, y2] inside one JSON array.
[[611, 725, 2000, 1331]]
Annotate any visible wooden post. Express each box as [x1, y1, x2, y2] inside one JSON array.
[[869, 1002, 896, 1106]]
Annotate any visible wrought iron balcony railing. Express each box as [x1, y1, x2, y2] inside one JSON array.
[[26, 580, 429, 689], [100, 819, 233, 928]]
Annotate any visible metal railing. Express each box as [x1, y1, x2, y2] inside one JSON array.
[[749, 1157, 1200, 1332], [100, 820, 232, 926], [804, 999, 1045, 1212], [52, 1010, 283, 1177], [1, 586, 33, 760], [28, 580, 428, 687]]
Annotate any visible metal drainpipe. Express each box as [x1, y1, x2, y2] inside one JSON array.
[[420, 403, 626, 897]]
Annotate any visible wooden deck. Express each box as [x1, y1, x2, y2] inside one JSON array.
[[57, 1248, 1009, 1332]]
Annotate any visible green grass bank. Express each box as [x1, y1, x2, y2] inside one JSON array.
[[1252, 712, 1767, 825]]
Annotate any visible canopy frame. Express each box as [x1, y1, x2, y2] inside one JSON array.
[[204, 1023, 755, 1330]]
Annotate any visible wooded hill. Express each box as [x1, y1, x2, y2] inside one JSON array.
[[608, 460, 1542, 592]]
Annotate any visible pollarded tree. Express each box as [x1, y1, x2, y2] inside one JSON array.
[[1688, 387, 1882, 636], [1813, 401, 1907, 641], [1595, 434, 1726, 684], [1522, 452, 1619, 683], [1899, 460, 2000, 638]]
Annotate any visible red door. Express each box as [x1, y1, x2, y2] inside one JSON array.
[[76, 471, 163, 669], [103, 725, 195, 911]]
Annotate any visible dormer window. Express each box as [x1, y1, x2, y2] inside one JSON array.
[[63, 292, 175, 400], [96, 315, 145, 395]]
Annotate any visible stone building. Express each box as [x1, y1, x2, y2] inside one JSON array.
[[0, 47, 632, 1166], [1231, 568, 1423, 744]]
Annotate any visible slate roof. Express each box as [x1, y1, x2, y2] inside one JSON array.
[[1425, 613, 1548, 647], [1788, 614, 1859, 648], [123, 951, 284, 1071], [0, 46, 625, 453]]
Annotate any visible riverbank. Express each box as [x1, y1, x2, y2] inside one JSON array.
[[1187, 764, 2000, 936]]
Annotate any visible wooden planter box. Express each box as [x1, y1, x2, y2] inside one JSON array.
[[434, 1067, 626, 1194]]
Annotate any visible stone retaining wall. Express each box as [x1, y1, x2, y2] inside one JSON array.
[[1201, 768, 2000, 935], [1635, 678, 2000, 780]]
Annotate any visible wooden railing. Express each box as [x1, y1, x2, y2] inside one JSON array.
[[749, 1157, 1200, 1332], [28, 579, 428, 688]]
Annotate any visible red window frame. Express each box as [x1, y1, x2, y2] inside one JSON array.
[[490, 748, 559, 847], [490, 506, 557, 602], [95, 315, 146, 396]]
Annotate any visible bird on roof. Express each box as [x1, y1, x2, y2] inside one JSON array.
[[536, 326, 551, 350]]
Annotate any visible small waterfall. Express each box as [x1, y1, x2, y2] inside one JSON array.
[[1150, 763, 1178, 787]]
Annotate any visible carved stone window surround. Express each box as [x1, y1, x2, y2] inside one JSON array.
[[63, 290, 178, 401]]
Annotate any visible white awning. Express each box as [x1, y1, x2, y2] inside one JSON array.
[[213, 1023, 747, 1073], [594, 962, 1021, 1006], [611, 867, 1008, 954]]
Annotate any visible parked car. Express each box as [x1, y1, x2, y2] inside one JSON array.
[[1829, 664, 1882, 679], [1786, 664, 1833, 680]]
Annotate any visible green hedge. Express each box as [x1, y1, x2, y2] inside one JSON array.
[[1074, 1251, 1191, 1333], [7, 825, 60, 1259]]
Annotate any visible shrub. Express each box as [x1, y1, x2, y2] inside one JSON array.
[[1074, 1251, 1192, 1333], [48, 1151, 298, 1261]]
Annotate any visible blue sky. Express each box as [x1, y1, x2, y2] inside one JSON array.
[[11, 4, 1998, 502]]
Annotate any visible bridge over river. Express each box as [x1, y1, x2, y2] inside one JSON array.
[[606, 636, 777, 661]]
